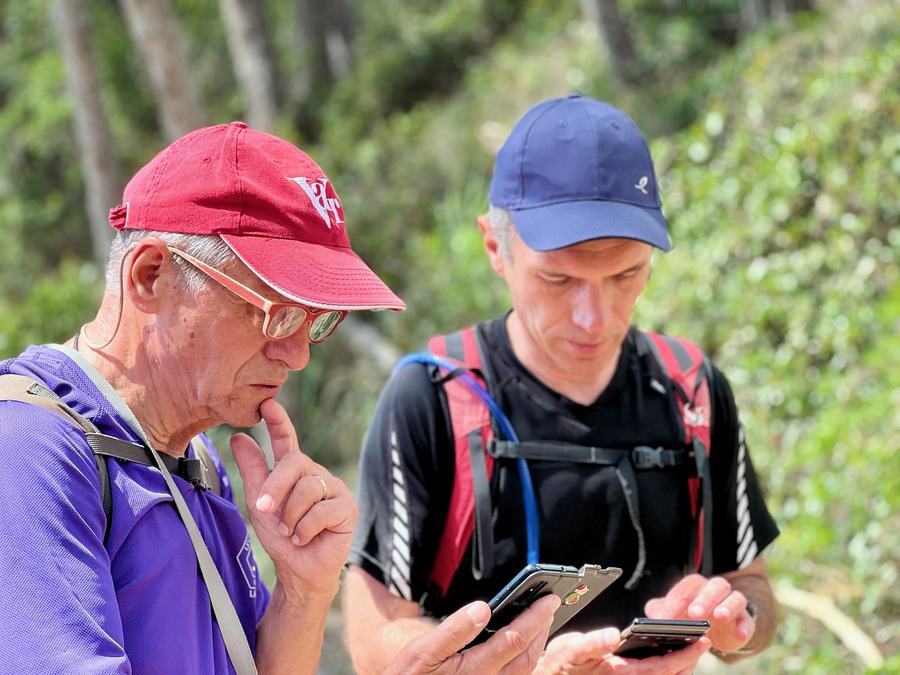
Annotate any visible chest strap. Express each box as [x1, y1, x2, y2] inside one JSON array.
[[489, 439, 687, 589], [87, 433, 216, 492], [0, 375, 217, 497], [488, 440, 687, 470]]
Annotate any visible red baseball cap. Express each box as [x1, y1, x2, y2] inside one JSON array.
[[108, 121, 405, 311]]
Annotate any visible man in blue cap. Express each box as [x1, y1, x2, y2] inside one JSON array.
[[343, 95, 779, 672]]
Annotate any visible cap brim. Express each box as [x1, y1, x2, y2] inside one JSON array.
[[510, 200, 672, 252], [221, 234, 406, 311]]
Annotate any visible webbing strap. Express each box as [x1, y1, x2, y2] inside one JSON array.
[[613, 453, 647, 590], [640, 332, 715, 576], [46, 344, 257, 675], [87, 433, 213, 492], [489, 440, 686, 470], [0, 375, 97, 433], [423, 330, 497, 596], [0, 374, 115, 530], [693, 438, 714, 576], [444, 333, 496, 584], [468, 430, 493, 581]]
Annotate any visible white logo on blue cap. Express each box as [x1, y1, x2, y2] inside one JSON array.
[[635, 176, 649, 194]]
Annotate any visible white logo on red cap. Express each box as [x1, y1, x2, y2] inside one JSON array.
[[288, 177, 344, 229]]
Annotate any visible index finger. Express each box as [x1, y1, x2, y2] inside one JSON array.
[[686, 577, 732, 619], [647, 574, 708, 618], [260, 398, 300, 462]]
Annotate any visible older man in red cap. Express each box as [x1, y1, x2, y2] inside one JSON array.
[[0, 122, 557, 674]]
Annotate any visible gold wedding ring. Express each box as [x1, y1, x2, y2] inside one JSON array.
[[313, 474, 328, 501]]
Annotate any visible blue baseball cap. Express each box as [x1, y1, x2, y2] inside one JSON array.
[[488, 94, 671, 252]]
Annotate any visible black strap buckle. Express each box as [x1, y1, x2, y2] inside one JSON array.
[[178, 457, 210, 490], [632, 445, 667, 469]]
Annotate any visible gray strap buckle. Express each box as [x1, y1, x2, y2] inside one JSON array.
[[178, 457, 211, 491], [632, 446, 667, 469]]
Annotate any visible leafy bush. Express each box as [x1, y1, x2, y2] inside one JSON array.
[[634, 3, 899, 669]]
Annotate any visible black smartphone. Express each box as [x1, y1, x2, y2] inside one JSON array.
[[467, 563, 622, 648], [613, 618, 710, 658]]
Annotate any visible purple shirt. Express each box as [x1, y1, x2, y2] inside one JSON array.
[[0, 346, 270, 673]]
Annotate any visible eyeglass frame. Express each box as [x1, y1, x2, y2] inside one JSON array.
[[167, 246, 347, 342]]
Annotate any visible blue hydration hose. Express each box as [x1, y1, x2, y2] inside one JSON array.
[[394, 353, 540, 565]]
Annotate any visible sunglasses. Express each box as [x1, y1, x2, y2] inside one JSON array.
[[167, 247, 346, 342]]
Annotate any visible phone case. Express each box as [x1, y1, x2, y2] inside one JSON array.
[[473, 563, 622, 647], [614, 618, 710, 658]]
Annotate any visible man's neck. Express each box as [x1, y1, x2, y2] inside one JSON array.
[[505, 314, 621, 406], [70, 325, 209, 457]]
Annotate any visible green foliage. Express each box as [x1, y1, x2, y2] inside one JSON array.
[[632, 4, 899, 668], [0, 0, 897, 671], [0, 0, 92, 298], [328, 0, 528, 131], [0, 260, 100, 356]]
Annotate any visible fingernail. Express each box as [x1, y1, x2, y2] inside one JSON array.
[[256, 494, 273, 512], [466, 603, 490, 626], [278, 523, 290, 537], [291, 534, 301, 546], [602, 627, 620, 648], [689, 604, 703, 616], [717, 608, 731, 620]]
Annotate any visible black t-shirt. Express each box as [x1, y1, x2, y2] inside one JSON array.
[[349, 316, 778, 630]]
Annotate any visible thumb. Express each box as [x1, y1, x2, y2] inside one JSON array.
[[404, 601, 491, 667], [230, 432, 270, 507]]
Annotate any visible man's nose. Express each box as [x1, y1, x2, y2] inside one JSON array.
[[570, 284, 609, 332], [264, 328, 311, 371]]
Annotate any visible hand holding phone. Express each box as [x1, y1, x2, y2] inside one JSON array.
[[613, 618, 710, 659], [468, 563, 622, 648]]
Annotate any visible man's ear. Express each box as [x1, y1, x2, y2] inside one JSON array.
[[477, 214, 506, 278], [124, 237, 173, 313]]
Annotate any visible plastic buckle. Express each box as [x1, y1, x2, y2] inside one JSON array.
[[632, 446, 666, 469], [178, 457, 210, 490]]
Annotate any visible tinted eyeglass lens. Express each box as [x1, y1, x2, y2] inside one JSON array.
[[308, 311, 343, 343], [267, 306, 308, 339]]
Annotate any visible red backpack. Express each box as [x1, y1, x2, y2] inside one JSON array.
[[423, 326, 714, 597]]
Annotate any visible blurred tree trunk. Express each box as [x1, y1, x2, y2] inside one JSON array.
[[295, 0, 354, 99], [120, 0, 205, 140], [337, 316, 401, 374], [218, 0, 280, 131], [51, 0, 121, 267], [581, 0, 646, 87], [740, 0, 816, 34]]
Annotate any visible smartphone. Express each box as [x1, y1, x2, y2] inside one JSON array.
[[467, 563, 622, 648], [613, 618, 710, 659]]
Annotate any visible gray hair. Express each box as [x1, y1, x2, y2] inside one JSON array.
[[487, 204, 515, 262], [105, 229, 236, 294]]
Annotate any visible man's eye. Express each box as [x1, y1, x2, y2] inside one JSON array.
[[615, 271, 639, 281]]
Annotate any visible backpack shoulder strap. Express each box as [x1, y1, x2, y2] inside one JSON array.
[[0, 374, 113, 539], [639, 331, 714, 575], [0, 375, 219, 542], [427, 326, 496, 597], [0, 374, 98, 434]]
